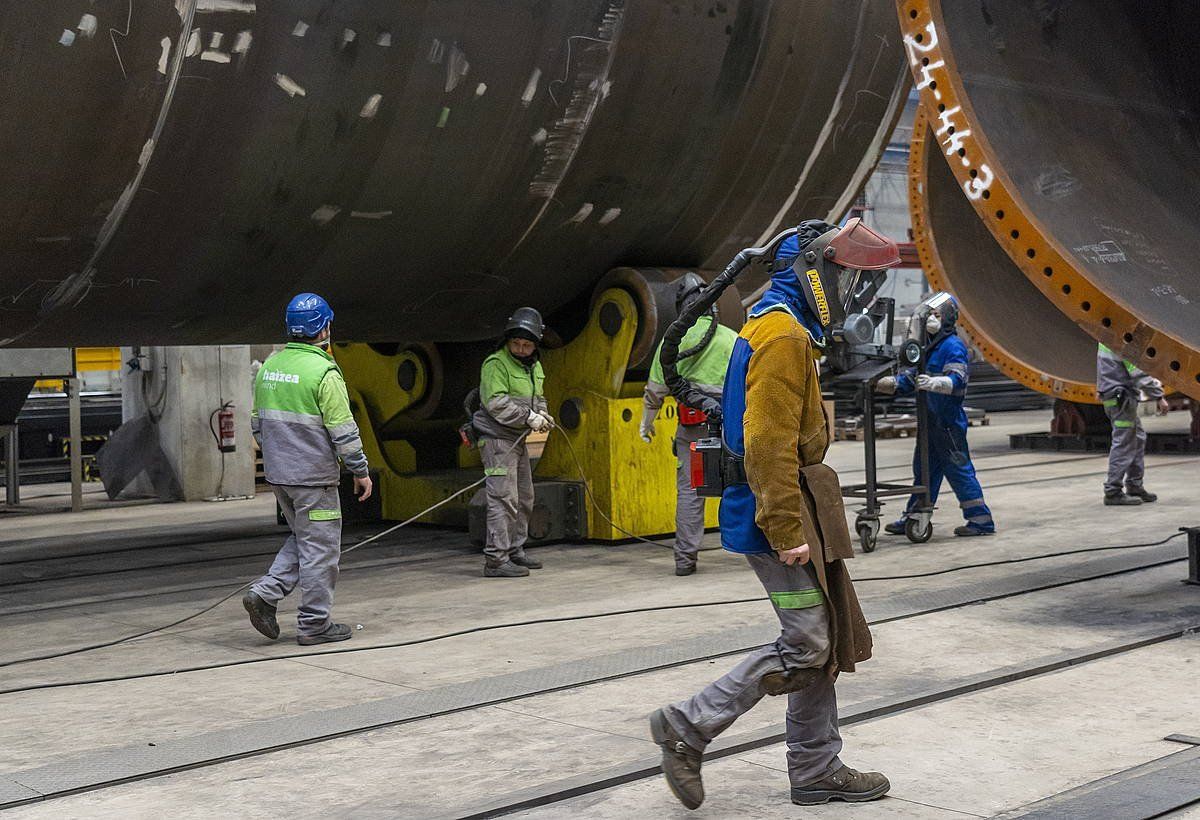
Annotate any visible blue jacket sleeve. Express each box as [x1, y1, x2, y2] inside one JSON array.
[[895, 368, 918, 395], [939, 338, 970, 393]]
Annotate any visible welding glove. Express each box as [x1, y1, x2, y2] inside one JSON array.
[[639, 405, 657, 443], [528, 411, 553, 433], [917, 374, 954, 394], [875, 375, 897, 394]]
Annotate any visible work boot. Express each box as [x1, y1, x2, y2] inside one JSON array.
[[953, 524, 994, 537], [1104, 492, 1143, 506], [791, 765, 891, 805], [1126, 486, 1158, 503], [883, 518, 906, 536], [242, 591, 279, 640], [649, 708, 704, 810], [510, 552, 543, 570], [675, 565, 697, 577], [484, 560, 530, 578], [296, 623, 352, 646]]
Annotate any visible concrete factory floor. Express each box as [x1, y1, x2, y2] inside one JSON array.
[[2, 410, 1200, 818]]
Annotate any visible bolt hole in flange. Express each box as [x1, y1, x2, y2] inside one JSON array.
[[926, 0, 1200, 397], [910, 114, 1097, 403]]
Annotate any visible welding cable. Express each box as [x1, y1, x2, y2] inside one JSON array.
[[0, 433, 531, 670], [550, 426, 679, 551], [0, 526, 1184, 692]]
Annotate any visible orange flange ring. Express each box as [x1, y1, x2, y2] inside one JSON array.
[[909, 104, 1098, 404], [897, 1, 1200, 399]]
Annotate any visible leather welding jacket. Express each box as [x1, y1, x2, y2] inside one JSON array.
[[895, 330, 970, 431], [718, 302, 872, 673], [1096, 343, 1164, 401], [251, 342, 369, 486], [720, 309, 829, 555], [472, 347, 549, 441], [643, 314, 738, 415]]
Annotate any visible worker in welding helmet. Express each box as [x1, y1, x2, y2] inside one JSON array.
[[642, 272, 738, 576], [876, 292, 995, 537], [471, 307, 553, 578], [651, 219, 897, 811]]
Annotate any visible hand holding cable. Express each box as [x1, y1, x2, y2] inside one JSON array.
[[528, 410, 554, 433]]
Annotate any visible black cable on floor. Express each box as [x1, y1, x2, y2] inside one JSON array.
[[0, 436, 528, 671], [0, 531, 1183, 696]]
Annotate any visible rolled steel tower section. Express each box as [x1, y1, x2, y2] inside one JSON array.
[[897, 1, 1200, 398], [0, 1, 906, 347], [909, 105, 1097, 403]]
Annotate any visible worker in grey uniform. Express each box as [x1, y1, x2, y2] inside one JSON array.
[[1097, 342, 1168, 505], [472, 307, 554, 578], [641, 273, 737, 575], [242, 293, 373, 645]]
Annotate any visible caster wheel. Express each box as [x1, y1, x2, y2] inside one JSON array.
[[905, 516, 933, 543], [856, 520, 878, 553]]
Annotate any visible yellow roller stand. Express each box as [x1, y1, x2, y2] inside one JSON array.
[[537, 288, 720, 541], [334, 343, 479, 525]]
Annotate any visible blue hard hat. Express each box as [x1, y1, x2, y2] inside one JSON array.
[[285, 293, 334, 338]]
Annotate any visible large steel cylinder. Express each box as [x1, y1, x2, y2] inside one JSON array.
[[0, 1, 907, 347], [909, 107, 1097, 404], [898, 0, 1200, 398]]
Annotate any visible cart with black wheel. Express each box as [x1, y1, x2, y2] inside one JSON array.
[[828, 299, 934, 553]]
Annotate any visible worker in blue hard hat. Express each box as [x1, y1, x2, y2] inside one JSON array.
[[242, 293, 373, 645], [876, 292, 995, 537], [471, 307, 553, 578], [641, 273, 737, 576]]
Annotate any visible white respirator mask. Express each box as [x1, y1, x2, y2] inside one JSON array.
[[925, 315, 942, 336]]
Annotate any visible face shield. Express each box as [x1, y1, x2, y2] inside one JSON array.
[[904, 291, 959, 363], [800, 218, 901, 343]]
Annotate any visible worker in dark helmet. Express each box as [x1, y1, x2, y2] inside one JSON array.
[[876, 292, 995, 537], [641, 273, 737, 576], [243, 293, 372, 646], [1097, 342, 1168, 506], [471, 307, 554, 578], [651, 219, 894, 810]]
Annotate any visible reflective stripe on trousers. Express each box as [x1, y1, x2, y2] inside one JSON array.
[[1104, 393, 1146, 493], [674, 424, 707, 570], [481, 437, 534, 564], [662, 553, 843, 786], [251, 484, 342, 636], [904, 425, 994, 530]]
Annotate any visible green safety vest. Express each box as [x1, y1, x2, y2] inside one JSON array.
[[253, 343, 364, 486], [649, 315, 738, 390], [472, 347, 547, 440]]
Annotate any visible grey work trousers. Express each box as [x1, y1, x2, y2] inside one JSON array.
[[673, 424, 707, 570], [481, 437, 534, 565], [1104, 393, 1146, 495], [251, 484, 342, 637], [662, 552, 842, 787]]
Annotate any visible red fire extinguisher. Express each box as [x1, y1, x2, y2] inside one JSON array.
[[211, 402, 237, 453]]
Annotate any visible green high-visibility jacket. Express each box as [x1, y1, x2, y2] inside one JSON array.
[[252, 342, 369, 486], [472, 347, 548, 441], [1096, 343, 1163, 402], [643, 315, 738, 413]]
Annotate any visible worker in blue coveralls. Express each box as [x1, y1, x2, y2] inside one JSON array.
[[876, 292, 995, 537]]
